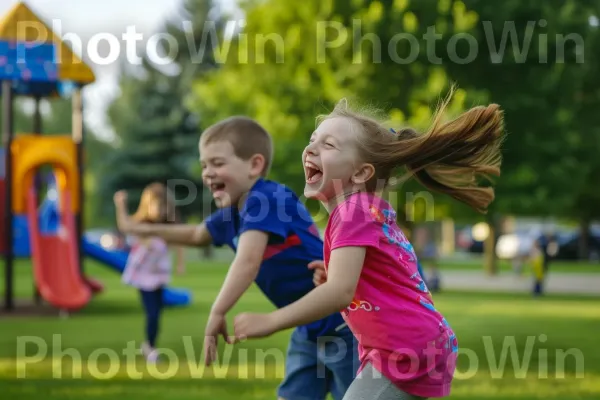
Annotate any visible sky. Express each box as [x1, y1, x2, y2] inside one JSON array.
[[0, 0, 240, 140]]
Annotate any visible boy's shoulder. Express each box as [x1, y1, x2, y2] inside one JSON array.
[[246, 178, 302, 207], [242, 179, 319, 232]]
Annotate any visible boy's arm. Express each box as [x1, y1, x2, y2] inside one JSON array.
[[115, 195, 212, 247], [209, 230, 268, 316], [233, 246, 364, 339], [124, 221, 211, 248]]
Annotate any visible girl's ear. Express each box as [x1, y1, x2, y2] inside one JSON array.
[[249, 154, 266, 178], [352, 163, 375, 185]]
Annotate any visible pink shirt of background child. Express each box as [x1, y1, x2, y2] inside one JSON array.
[[323, 192, 457, 398], [122, 237, 171, 291]]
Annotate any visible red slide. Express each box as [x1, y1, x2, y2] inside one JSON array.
[[26, 188, 91, 310]]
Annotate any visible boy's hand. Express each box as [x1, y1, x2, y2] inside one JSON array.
[[233, 312, 277, 341], [203, 313, 232, 366], [308, 260, 326, 286]]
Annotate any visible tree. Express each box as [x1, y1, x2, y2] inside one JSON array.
[[102, 66, 199, 218], [440, 0, 600, 261], [102, 0, 224, 221], [190, 0, 479, 224], [43, 98, 115, 227]]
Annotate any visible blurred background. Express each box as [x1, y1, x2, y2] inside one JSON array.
[[1, 0, 599, 399]]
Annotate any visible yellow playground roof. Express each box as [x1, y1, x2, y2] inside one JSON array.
[[0, 1, 95, 85]]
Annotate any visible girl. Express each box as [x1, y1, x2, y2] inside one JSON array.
[[233, 89, 505, 399], [114, 183, 184, 363]]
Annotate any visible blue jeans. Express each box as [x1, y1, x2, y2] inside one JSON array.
[[139, 287, 164, 347], [277, 326, 359, 400]]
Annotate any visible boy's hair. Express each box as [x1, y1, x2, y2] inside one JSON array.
[[318, 86, 505, 214], [132, 182, 178, 223], [201, 116, 273, 177]]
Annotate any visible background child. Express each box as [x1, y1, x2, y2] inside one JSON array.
[[530, 239, 546, 296], [114, 182, 184, 363], [114, 117, 358, 400], [233, 90, 505, 399]]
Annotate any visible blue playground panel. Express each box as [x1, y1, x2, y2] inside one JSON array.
[[0, 40, 58, 82], [12, 215, 31, 257], [0, 41, 62, 95]]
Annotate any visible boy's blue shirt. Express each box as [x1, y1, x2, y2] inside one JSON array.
[[205, 178, 346, 341]]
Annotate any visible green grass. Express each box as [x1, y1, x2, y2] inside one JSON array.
[[0, 258, 598, 399], [437, 257, 600, 274]]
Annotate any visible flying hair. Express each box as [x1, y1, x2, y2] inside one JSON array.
[[318, 87, 505, 214]]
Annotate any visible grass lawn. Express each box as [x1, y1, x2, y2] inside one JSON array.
[[438, 257, 600, 274], [0, 258, 598, 399]]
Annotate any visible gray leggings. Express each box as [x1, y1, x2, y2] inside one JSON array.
[[343, 363, 426, 400]]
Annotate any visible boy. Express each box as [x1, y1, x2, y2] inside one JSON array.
[[115, 116, 357, 400]]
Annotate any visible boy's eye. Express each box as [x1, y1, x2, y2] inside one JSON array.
[[325, 142, 335, 148]]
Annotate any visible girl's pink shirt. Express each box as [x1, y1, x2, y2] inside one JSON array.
[[324, 192, 457, 398]]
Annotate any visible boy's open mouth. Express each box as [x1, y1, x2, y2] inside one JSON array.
[[209, 182, 226, 193], [304, 161, 323, 184]]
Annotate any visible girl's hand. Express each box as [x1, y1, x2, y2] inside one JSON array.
[[113, 191, 134, 232], [113, 190, 127, 206], [308, 260, 327, 286], [233, 312, 277, 341], [176, 263, 186, 276], [175, 247, 185, 275]]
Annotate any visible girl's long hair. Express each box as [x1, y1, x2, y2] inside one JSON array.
[[131, 182, 178, 223], [321, 87, 505, 214]]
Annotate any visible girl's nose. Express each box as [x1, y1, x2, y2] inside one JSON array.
[[305, 141, 318, 156]]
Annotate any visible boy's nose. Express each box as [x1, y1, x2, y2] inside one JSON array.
[[202, 168, 215, 179]]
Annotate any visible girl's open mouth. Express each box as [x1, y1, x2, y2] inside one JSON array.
[[304, 161, 323, 184]]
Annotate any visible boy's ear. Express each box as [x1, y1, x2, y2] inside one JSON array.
[[249, 154, 266, 178], [352, 163, 375, 185]]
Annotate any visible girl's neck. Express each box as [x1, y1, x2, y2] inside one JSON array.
[[324, 188, 362, 213]]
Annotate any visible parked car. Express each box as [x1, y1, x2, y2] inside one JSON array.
[[456, 226, 484, 253], [553, 229, 600, 261], [496, 227, 600, 262], [495, 228, 544, 260]]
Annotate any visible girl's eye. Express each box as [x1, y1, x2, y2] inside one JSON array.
[[325, 142, 335, 148]]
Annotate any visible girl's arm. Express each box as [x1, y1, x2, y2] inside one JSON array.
[[233, 246, 365, 339], [175, 246, 185, 274]]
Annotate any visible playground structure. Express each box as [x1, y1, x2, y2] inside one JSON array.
[[1, 2, 191, 312]]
